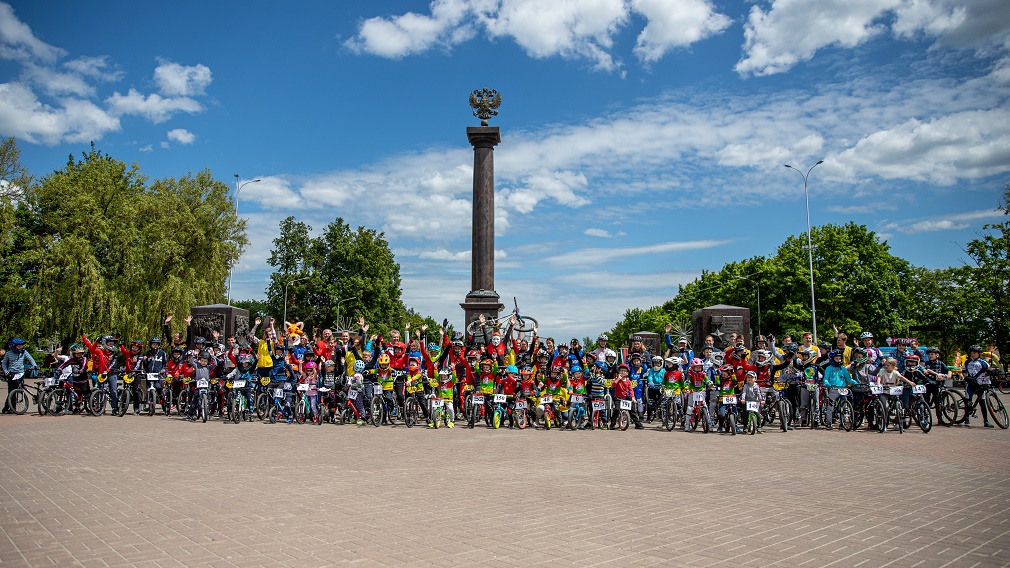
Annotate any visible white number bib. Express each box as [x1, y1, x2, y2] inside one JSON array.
[[746, 401, 760, 412], [147, 373, 160, 382], [571, 395, 584, 404], [838, 388, 849, 396], [540, 395, 553, 405], [431, 398, 444, 408], [346, 389, 359, 399], [317, 387, 330, 393], [912, 385, 926, 394], [691, 392, 706, 403], [297, 384, 309, 392], [196, 379, 209, 389], [44, 376, 57, 387], [722, 395, 738, 405], [591, 400, 606, 411], [273, 388, 283, 398], [493, 394, 506, 403], [515, 400, 527, 410], [232, 380, 246, 388], [979, 378, 991, 385], [373, 384, 383, 395], [472, 395, 484, 404], [619, 399, 632, 410], [870, 385, 883, 395], [889, 386, 903, 396]]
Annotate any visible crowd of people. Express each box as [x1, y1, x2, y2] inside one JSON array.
[[2, 314, 1005, 432]]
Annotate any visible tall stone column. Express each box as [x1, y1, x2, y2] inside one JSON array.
[[460, 126, 503, 334]]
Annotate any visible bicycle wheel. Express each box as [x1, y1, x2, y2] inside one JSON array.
[[913, 400, 932, 433], [747, 412, 757, 435], [689, 408, 699, 432], [727, 412, 736, 435], [513, 316, 537, 333], [36, 389, 48, 416], [88, 390, 107, 416], [987, 393, 1009, 429], [618, 410, 630, 431], [231, 395, 242, 424], [778, 399, 789, 432], [255, 392, 270, 420], [198, 393, 206, 423], [116, 389, 129, 417], [838, 399, 854, 432], [543, 410, 552, 431], [873, 398, 887, 432], [516, 407, 527, 429], [492, 407, 502, 429], [701, 406, 711, 433], [342, 406, 356, 425], [7, 389, 29, 415], [370, 396, 383, 427], [45, 388, 66, 416], [404, 398, 418, 428], [162, 389, 173, 416], [894, 404, 904, 434]]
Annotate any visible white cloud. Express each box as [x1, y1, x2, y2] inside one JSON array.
[[62, 55, 122, 81], [584, 227, 612, 237], [153, 60, 212, 96], [893, 0, 1010, 47], [0, 2, 64, 62], [896, 208, 1003, 233], [832, 109, 1010, 184], [0, 82, 120, 145], [106, 88, 202, 123], [139, 144, 152, 152], [166, 128, 196, 145], [346, 0, 730, 71], [632, 0, 731, 62], [413, 248, 507, 261], [546, 239, 733, 267]]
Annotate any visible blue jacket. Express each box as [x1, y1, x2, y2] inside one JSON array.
[[647, 367, 665, 389], [823, 365, 857, 389], [629, 366, 647, 398]]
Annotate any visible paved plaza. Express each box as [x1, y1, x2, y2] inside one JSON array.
[[0, 411, 1008, 567]]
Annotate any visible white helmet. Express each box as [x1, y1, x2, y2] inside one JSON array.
[[754, 349, 772, 366], [665, 356, 681, 366], [651, 356, 663, 364], [604, 349, 617, 359]]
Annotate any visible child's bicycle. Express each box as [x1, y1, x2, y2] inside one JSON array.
[[819, 388, 855, 431], [744, 400, 762, 434], [719, 393, 740, 435], [900, 384, 932, 433], [614, 398, 633, 431], [465, 297, 539, 336], [567, 394, 588, 430], [268, 382, 295, 424], [589, 396, 607, 430], [684, 390, 711, 433], [539, 394, 557, 430], [958, 374, 1008, 429], [227, 378, 252, 423], [660, 387, 681, 432]]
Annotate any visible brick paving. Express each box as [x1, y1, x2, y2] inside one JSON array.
[[0, 409, 1008, 567]]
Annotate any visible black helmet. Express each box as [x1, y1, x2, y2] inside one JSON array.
[[968, 345, 983, 353], [193, 336, 206, 344], [171, 346, 184, 354], [783, 342, 798, 354], [149, 336, 161, 344], [817, 341, 831, 350], [926, 347, 940, 355], [198, 350, 211, 360]]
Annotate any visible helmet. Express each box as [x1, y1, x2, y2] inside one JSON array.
[[519, 366, 533, 376], [719, 364, 734, 374], [506, 365, 518, 374], [665, 357, 680, 366], [828, 350, 844, 361], [851, 347, 868, 364], [466, 349, 480, 360], [377, 353, 390, 368], [745, 370, 757, 378], [817, 341, 831, 350], [783, 342, 799, 354], [570, 365, 583, 374], [70, 343, 85, 353], [8, 337, 25, 349], [859, 332, 874, 340], [198, 350, 211, 360], [651, 356, 663, 364], [604, 349, 617, 359], [130, 339, 143, 346], [617, 363, 630, 372], [968, 345, 983, 353], [237, 354, 254, 368], [408, 357, 420, 368], [353, 360, 365, 373], [905, 354, 920, 365], [303, 361, 317, 371], [754, 335, 767, 344], [926, 347, 940, 355], [427, 342, 440, 353], [149, 336, 161, 344], [439, 368, 453, 377], [754, 350, 772, 366], [691, 358, 703, 367], [597, 334, 608, 341], [713, 352, 725, 364], [480, 357, 493, 368], [324, 360, 335, 367], [392, 341, 406, 352], [798, 347, 817, 363], [451, 331, 464, 342], [630, 352, 642, 361], [731, 348, 749, 359], [193, 336, 206, 344], [631, 335, 643, 343], [676, 335, 688, 344], [171, 346, 184, 355]]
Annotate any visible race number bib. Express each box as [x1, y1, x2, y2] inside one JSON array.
[[373, 384, 383, 395], [619, 399, 632, 410], [515, 400, 527, 410], [838, 388, 849, 396], [472, 395, 484, 405], [888, 386, 903, 396], [691, 392, 705, 403], [591, 400, 606, 411], [44, 376, 57, 387], [273, 388, 283, 398], [493, 394, 506, 403], [297, 384, 309, 392], [870, 385, 883, 395], [196, 379, 209, 389], [147, 373, 160, 382], [979, 378, 991, 385], [232, 380, 246, 388], [431, 398, 444, 408], [722, 395, 737, 405], [540, 395, 553, 405], [912, 385, 926, 394], [346, 389, 359, 399], [746, 401, 760, 412], [571, 395, 584, 404]]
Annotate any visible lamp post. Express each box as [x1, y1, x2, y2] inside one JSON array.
[[283, 276, 310, 326], [335, 296, 357, 331], [784, 160, 824, 343], [227, 174, 261, 305]]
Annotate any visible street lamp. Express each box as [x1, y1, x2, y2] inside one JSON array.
[[784, 160, 824, 343], [335, 296, 357, 330], [227, 174, 261, 305], [283, 276, 310, 326]]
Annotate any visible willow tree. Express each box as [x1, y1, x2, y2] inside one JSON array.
[[2, 143, 246, 348]]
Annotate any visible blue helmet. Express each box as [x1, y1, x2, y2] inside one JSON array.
[[427, 342, 441, 353], [506, 364, 518, 374], [353, 360, 365, 373], [570, 365, 583, 374], [8, 338, 25, 350]]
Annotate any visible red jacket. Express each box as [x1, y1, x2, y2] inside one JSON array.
[[614, 376, 633, 399], [82, 335, 109, 374]]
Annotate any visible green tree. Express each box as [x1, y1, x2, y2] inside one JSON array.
[[959, 185, 1010, 368], [265, 216, 407, 338]]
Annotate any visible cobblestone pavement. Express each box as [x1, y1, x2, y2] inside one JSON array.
[[0, 410, 1008, 567]]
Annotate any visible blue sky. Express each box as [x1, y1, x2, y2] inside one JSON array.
[[1, 0, 1008, 340]]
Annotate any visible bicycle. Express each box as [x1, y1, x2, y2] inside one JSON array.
[[89, 373, 127, 417], [465, 297, 538, 336], [293, 383, 315, 424], [588, 396, 607, 430], [819, 387, 855, 432], [254, 376, 273, 420], [718, 393, 740, 435], [190, 376, 211, 423], [744, 400, 761, 435], [879, 385, 905, 434], [959, 374, 1008, 429], [614, 399, 632, 431], [467, 391, 489, 429], [4, 368, 43, 415], [370, 386, 400, 427], [538, 393, 557, 430], [900, 384, 932, 433], [267, 382, 295, 424], [228, 377, 253, 423], [46, 376, 89, 416], [684, 390, 711, 433], [567, 393, 587, 430], [935, 380, 965, 426], [660, 387, 681, 432], [143, 372, 169, 416]]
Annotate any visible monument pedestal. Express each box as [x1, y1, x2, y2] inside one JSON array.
[[692, 304, 751, 352], [189, 304, 251, 345], [461, 125, 502, 334], [460, 289, 503, 344]]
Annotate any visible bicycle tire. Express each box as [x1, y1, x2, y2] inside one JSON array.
[[88, 390, 106, 416], [512, 316, 537, 333], [147, 390, 157, 416], [727, 412, 736, 435], [778, 399, 789, 432], [162, 389, 173, 416], [45, 388, 65, 416], [36, 389, 47, 416], [231, 395, 242, 424], [342, 406, 355, 425], [987, 393, 1009, 429], [293, 399, 305, 424], [838, 399, 854, 432], [515, 406, 527, 429], [701, 406, 711, 433], [618, 410, 630, 431], [894, 403, 904, 434], [543, 410, 552, 431], [913, 400, 932, 433], [492, 407, 502, 429], [370, 396, 383, 427], [404, 398, 417, 428], [873, 398, 887, 432], [689, 408, 699, 432], [39, 390, 51, 416], [116, 389, 129, 417], [747, 412, 757, 435], [7, 389, 29, 415]]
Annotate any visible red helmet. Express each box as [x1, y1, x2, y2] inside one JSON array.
[[719, 364, 735, 374], [466, 349, 480, 359]]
